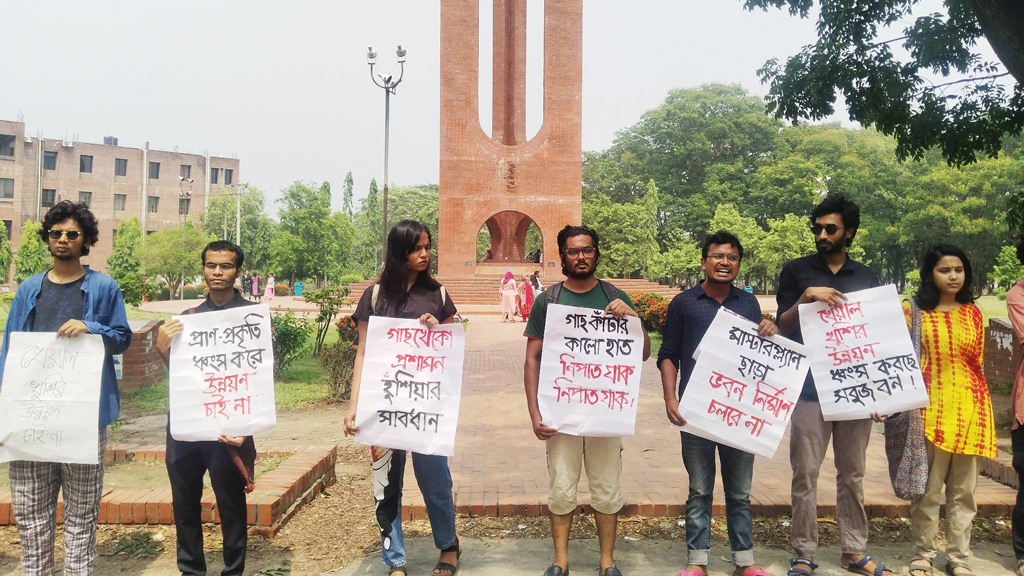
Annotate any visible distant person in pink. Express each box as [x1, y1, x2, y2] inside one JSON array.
[[265, 274, 276, 300], [251, 274, 261, 302], [499, 271, 518, 322]]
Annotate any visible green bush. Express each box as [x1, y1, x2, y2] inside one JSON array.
[[271, 311, 312, 378], [305, 286, 351, 356], [339, 273, 364, 286], [336, 314, 359, 345], [318, 340, 357, 400]]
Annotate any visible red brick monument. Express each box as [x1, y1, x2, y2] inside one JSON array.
[[438, 0, 583, 279]]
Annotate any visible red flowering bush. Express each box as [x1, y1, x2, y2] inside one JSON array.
[[627, 291, 669, 334], [336, 315, 359, 346]]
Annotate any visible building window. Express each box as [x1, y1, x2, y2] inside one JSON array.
[[114, 193, 126, 211], [180, 164, 191, 180], [2, 220, 11, 241], [149, 162, 160, 180], [79, 191, 92, 207], [210, 168, 219, 184], [44, 151, 57, 170], [42, 189, 56, 208], [0, 178, 12, 199], [0, 134, 15, 157], [179, 197, 191, 215], [112, 229, 117, 245], [80, 155, 93, 173], [148, 195, 159, 214], [115, 158, 127, 176], [224, 169, 233, 185]]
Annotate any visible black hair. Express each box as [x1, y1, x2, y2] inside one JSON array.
[[556, 225, 601, 276], [40, 201, 99, 256], [201, 240, 245, 267], [377, 220, 441, 313], [702, 230, 744, 260], [1016, 233, 1024, 267], [810, 193, 860, 247], [530, 274, 541, 290], [913, 244, 976, 311]]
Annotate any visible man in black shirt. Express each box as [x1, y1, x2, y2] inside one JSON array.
[[156, 240, 256, 576], [776, 195, 889, 576]]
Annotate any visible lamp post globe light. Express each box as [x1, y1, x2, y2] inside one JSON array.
[[178, 176, 193, 301], [367, 44, 406, 266]]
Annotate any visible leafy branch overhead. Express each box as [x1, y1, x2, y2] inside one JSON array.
[[743, 0, 1024, 167]]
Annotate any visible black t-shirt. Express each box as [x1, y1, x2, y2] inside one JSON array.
[[352, 279, 457, 323], [32, 273, 86, 332]]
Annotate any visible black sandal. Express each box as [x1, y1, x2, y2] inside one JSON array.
[[433, 538, 462, 576], [543, 566, 569, 576], [789, 558, 819, 576]]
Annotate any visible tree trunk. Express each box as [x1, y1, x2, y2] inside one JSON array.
[[966, 0, 1024, 83]]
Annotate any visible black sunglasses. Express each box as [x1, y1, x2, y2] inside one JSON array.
[[48, 230, 81, 241], [810, 224, 840, 235]]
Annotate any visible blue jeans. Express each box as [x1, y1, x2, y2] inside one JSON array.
[[681, 432, 755, 567], [372, 448, 458, 568]]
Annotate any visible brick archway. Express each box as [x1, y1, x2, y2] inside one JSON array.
[[480, 210, 541, 263], [437, 0, 583, 279]]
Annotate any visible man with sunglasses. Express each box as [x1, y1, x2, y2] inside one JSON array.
[[155, 240, 257, 576], [775, 194, 887, 576], [658, 230, 778, 576], [0, 200, 132, 576], [524, 225, 651, 576]]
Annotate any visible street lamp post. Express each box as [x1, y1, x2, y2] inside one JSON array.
[[178, 176, 193, 301], [367, 44, 406, 266]]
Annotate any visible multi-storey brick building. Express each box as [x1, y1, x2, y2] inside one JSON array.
[[0, 118, 240, 275]]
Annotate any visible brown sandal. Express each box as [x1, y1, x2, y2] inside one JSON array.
[[909, 558, 932, 576]]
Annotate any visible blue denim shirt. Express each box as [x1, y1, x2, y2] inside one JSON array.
[[0, 269, 132, 428]]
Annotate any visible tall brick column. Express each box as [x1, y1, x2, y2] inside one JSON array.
[[438, 0, 583, 279]]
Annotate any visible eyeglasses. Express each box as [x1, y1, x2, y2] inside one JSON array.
[[204, 263, 237, 271], [564, 247, 596, 259], [48, 230, 81, 241], [708, 253, 740, 263], [810, 224, 841, 235]]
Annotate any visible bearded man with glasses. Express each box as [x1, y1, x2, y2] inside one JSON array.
[[775, 194, 889, 576], [155, 240, 257, 576], [523, 225, 651, 576], [0, 200, 132, 575]]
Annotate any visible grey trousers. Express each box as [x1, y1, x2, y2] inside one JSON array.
[[910, 442, 979, 567], [789, 400, 873, 557]]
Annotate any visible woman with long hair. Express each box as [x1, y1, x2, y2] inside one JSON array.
[[517, 274, 533, 322], [343, 220, 460, 576], [499, 271, 517, 322], [904, 245, 995, 576], [265, 273, 276, 300], [251, 273, 261, 302]]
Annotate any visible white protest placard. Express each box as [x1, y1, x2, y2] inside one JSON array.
[[674, 308, 811, 458], [0, 333, 105, 464], [354, 317, 466, 456], [168, 304, 276, 441], [537, 303, 645, 437], [799, 284, 929, 421]]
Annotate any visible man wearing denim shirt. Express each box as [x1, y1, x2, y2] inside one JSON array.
[[658, 231, 778, 576], [0, 201, 131, 576]]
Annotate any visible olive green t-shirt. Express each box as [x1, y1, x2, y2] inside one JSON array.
[[523, 282, 636, 340]]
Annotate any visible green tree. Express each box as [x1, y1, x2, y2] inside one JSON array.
[[343, 172, 355, 218], [991, 245, 1024, 288], [761, 213, 813, 292], [352, 178, 382, 277], [14, 221, 50, 283], [744, 0, 1023, 169], [649, 231, 702, 287], [107, 217, 144, 307], [276, 181, 353, 285], [583, 180, 660, 278], [0, 221, 12, 283], [200, 185, 277, 272], [139, 221, 211, 299]]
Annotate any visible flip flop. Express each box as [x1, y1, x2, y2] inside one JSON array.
[[736, 569, 773, 576], [788, 558, 819, 576], [845, 556, 891, 576], [943, 564, 973, 576], [679, 570, 706, 576], [909, 558, 932, 576], [602, 567, 624, 576], [543, 565, 569, 576]]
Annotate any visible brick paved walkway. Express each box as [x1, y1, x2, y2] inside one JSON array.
[[399, 315, 1017, 519]]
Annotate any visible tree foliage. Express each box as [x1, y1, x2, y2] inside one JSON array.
[[14, 221, 50, 283], [0, 221, 12, 283], [744, 0, 1024, 169], [200, 185, 277, 272], [583, 180, 660, 278], [275, 181, 354, 285], [139, 221, 211, 299], [107, 217, 144, 307]]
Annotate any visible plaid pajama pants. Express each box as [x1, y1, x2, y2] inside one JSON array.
[[10, 428, 107, 576]]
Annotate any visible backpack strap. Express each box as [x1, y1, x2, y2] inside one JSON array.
[[440, 285, 447, 307], [371, 284, 380, 314], [545, 282, 563, 304], [598, 279, 620, 304]]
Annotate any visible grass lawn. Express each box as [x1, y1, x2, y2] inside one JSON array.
[[975, 295, 1009, 323]]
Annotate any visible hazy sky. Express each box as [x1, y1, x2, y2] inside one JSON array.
[[1, 0, 979, 215]]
